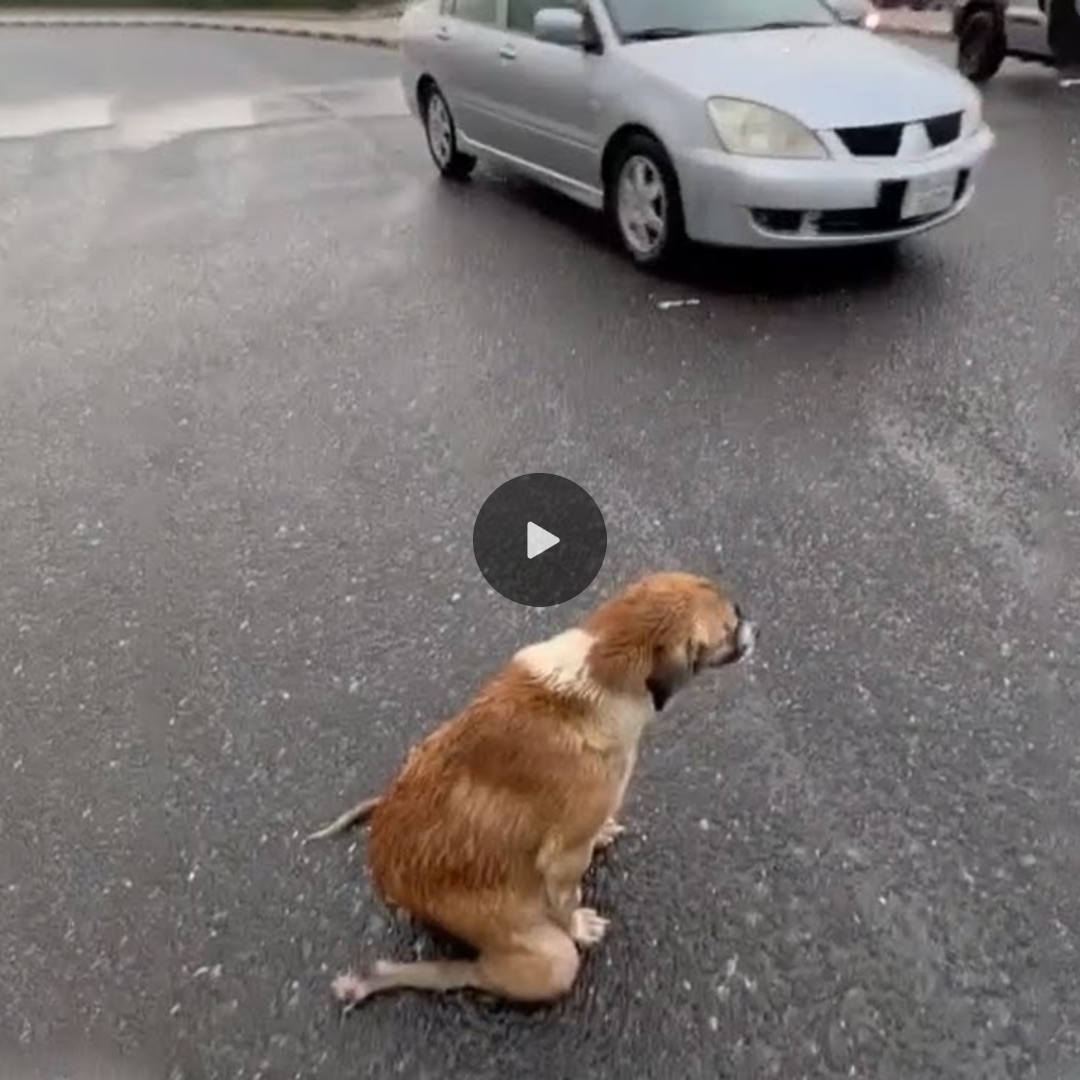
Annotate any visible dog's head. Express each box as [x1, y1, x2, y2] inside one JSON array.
[[584, 571, 757, 710]]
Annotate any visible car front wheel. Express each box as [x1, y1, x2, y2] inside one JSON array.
[[957, 7, 1006, 83], [607, 135, 686, 271], [422, 83, 476, 181]]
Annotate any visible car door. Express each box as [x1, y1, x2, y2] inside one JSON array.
[[433, 0, 508, 149], [488, 0, 605, 195], [1005, 0, 1050, 53]]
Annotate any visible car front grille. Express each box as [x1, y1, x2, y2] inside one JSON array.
[[835, 111, 964, 157], [924, 111, 962, 148], [749, 170, 971, 237], [835, 122, 904, 157]]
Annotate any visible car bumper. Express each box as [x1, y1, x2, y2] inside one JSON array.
[[399, 61, 422, 119], [675, 124, 996, 248]]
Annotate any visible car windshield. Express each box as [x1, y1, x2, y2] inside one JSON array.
[[605, 0, 837, 40]]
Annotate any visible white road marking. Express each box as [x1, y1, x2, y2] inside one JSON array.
[[317, 77, 408, 119], [0, 96, 114, 141], [656, 298, 701, 310], [0, 78, 409, 150], [115, 95, 258, 149]]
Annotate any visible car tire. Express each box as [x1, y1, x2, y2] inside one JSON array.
[[1049, 0, 1080, 67], [606, 134, 687, 271], [957, 7, 1006, 83], [422, 83, 476, 181]]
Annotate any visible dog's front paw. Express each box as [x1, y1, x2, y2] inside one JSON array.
[[594, 818, 626, 850], [570, 907, 610, 948]]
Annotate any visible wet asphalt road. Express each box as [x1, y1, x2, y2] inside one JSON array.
[[1, 26, 1079, 1080]]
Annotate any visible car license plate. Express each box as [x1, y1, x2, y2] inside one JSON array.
[[900, 172, 958, 220]]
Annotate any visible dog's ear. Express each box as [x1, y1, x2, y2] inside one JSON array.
[[644, 637, 696, 710], [645, 666, 679, 711], [645, 623, 718, 708], [687, 634, 712, 674]]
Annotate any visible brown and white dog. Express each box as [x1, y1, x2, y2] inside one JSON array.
[[307, 570, 757, 1010]]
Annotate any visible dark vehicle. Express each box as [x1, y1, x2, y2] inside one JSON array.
[[954, 0, 1080, 82]]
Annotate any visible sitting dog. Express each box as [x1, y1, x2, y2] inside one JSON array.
[[307, 570, 757, 1009]]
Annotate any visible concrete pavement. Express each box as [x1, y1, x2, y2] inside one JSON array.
[[1, 25, 1078, 1080]]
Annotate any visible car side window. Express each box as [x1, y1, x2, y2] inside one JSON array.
[[448, 0, 499, 24], [506, 0, 579, 35]]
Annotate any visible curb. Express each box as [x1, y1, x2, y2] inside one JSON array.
[[884, 24, 950, 37], [877, 19, 951, 37], [0, 12, 950, 43], [0, 15, 398, 45]]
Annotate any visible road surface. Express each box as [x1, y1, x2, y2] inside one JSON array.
[[0, 27, 1077, 1080]]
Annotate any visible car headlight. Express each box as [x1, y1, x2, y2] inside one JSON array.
[[961, 95, 983, 137], [706, 98, 828, 159]]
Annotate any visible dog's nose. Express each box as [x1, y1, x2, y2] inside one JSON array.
[[736, 619, 758, 658]]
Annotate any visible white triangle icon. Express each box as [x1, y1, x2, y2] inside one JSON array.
[[527, 521, 560, 560]]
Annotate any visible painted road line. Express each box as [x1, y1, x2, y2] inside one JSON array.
[[0, 96, 114, 141]]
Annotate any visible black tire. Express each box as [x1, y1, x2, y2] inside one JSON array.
[[605, 133, 687, 271], [1049, 0, 1080, 66], [957, 7, 1006, 83], [421, 83, 476, 181]]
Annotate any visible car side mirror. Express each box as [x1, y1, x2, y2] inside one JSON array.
[[534, 7, 602, 51]]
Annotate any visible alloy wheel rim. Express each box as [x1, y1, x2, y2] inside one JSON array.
[[617, 155, 667, 257], [427, 94, 453, 167]]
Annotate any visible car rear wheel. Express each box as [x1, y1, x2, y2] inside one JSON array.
[[957, 7, 1006, 83], [607, 134, 686, 271], [1049, 0, 1080, 67], [422, 83, 476, 181]]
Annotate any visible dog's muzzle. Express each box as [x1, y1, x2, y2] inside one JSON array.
[[735, 618, 758, 660]]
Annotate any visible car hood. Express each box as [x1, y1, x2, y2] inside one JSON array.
[[621, 26, 977, 129]]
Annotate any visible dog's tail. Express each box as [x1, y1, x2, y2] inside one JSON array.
[[302, 795, 383, 845]]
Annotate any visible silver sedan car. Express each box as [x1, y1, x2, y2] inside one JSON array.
[[399, 0, 995, 269]]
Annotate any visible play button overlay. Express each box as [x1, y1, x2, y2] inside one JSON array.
[[527, 522, 559, 560], [473, 473, 607, 607]]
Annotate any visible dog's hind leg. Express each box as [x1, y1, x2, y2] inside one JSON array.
[[332, 959, 483, 1010], [478, 923, 582, 1002], [332, 923, 585, 1009]]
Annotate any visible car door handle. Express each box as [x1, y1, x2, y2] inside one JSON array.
[[499, 43, 518, 59], [435, 25, 451, 40]]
